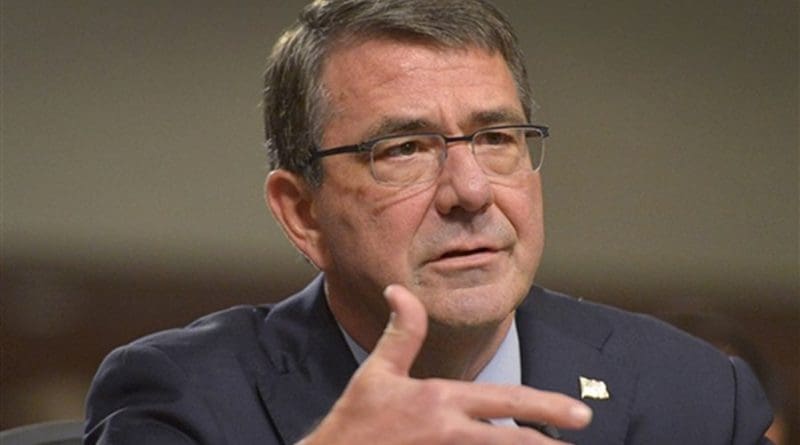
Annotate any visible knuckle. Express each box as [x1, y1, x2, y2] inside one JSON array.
[[416, 379, 450, 406], [434, 422, 468, 444], [499, 389, 525, 412], [397, 322, 426, 345]]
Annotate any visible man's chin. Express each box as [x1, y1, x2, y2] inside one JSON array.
[[421, 289, 517, 329]]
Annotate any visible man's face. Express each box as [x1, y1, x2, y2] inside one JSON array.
[[308, 39, 544, 330]]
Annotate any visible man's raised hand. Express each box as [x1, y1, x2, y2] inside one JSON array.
[[298, 285, 592, 445]]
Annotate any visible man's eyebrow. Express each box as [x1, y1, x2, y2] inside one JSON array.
[[363, 117, 433, 141], [467, 108, 528, 128], [361, 107, 526, 141]]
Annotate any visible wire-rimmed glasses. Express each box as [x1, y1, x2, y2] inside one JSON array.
[[311, 124, 549, 186]]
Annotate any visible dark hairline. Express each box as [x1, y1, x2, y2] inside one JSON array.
[[313, 36, 532, 162]]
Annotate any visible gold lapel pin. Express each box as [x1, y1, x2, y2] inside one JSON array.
[[579, 376, 610, 400]]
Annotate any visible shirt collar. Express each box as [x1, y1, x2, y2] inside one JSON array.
[[338, 318, 521, 386]]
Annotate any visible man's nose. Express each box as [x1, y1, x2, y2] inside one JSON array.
[[433, 144, 493, 215]]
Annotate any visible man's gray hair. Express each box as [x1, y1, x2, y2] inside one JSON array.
[[263, 0, 533, 186]]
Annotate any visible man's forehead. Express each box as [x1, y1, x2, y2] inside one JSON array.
[[320, 39, 523, 136], [320, 37, 468, 88]]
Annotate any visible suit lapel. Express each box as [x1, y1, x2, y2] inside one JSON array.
[[253, 280, 635, 444], [517, 287, 634, 444], [254, 276, 358, 445]]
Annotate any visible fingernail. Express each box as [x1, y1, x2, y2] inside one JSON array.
[[570, 404, 592, 424], [383, 286, 397, 325]]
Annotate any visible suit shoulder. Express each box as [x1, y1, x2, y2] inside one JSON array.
[[525, 287, 772, 442], [98, 278, 324, 376], [526, 287, 728, 367], [86, 304, 282, 444], [115, 304, 274, 367]]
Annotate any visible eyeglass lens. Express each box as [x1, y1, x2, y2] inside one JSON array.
[[370, 127, 544, 185]]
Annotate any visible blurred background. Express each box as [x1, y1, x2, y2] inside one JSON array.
[[2, 0, 797, 441]]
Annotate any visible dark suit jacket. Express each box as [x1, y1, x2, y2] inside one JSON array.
[[85, 276, 773, 444]]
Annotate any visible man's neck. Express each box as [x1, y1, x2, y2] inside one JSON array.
[[325, 281, 516, 380], [409, 315, 514, 380], [330, 298, 514, 380]]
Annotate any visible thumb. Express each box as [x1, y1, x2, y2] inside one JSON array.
[[367, 284, 428, 375]]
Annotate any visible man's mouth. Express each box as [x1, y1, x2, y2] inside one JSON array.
[[437, 247, 495, 260]]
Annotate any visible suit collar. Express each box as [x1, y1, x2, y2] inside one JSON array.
[[516, 286, 633, 444], [255, 276, 357, 445]]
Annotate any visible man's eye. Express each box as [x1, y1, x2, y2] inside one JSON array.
[[385, 141, 420, 157], [373, 138, 430, 161], [479, 131, 515, 146]]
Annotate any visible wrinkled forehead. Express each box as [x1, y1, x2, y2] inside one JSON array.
[[318, 40, 525, 149], [318, 35, 519, 117]]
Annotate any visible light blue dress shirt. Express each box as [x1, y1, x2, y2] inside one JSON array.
[[339, 319, 521, 426]]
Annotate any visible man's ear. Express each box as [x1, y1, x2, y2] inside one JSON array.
[[265, 170, 328, 269]]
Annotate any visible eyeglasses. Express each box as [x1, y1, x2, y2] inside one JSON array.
[[311, 124, 548, 186]]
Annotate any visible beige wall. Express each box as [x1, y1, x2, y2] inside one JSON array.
[[4, 1, 796, 305], [2, 0, 798, 433]]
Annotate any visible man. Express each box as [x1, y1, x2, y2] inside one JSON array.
[[85, 1, 773, 443]]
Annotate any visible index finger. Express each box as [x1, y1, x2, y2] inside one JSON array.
[[442, 380, 593, 430]]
